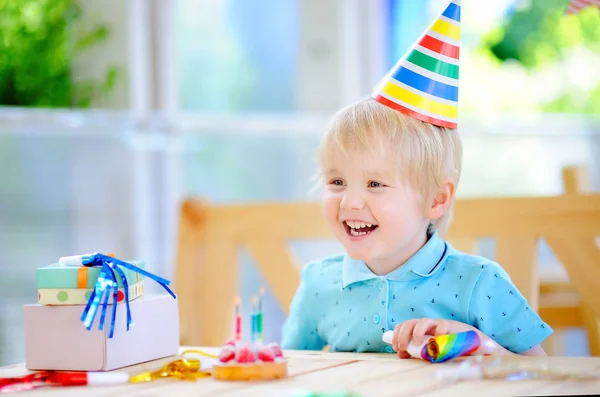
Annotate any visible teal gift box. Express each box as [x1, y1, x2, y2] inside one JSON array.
[[36, 260, 145, 305]]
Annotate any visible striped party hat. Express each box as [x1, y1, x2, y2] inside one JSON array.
[[565, 0, 600, 15], [372, 0, 461, 129]]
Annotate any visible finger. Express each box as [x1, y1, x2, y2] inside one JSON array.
[[391, 324, 402, 352], [413, 319, 437, 345], [434, 321, 451, 336], [397, 350, 412, 359], [396, 321, 414, 352], [397, 320, 418, 352]]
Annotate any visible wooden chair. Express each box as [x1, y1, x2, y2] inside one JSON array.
[[446, 166, 600, 355], [546, 166, 599, 355], [174, 169, 600, 354]]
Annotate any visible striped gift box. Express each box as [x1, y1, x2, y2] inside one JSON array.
[[38, 280, 145, 305], [36, 260, 145, 305]]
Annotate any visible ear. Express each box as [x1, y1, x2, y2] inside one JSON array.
[[426, 178, 456, 221]]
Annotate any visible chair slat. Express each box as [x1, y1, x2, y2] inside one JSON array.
[[244, 234, 301, 314], [495, 236, 539, 311]]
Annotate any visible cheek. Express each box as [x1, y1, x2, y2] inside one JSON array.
[[322, 191, 340, 221], [374, 205, 404, 227], [371, 194, 424, 225]]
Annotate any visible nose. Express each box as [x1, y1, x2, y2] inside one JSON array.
[[340, 190, 365, 210]]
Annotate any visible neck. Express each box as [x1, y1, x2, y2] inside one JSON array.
[[366, 229, 429, 276]]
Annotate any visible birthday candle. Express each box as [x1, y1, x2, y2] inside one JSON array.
[[257, 287, 264, 341], [251, 297, 258, 342], [58, 253, 96, 266], [58, 252, 115, 266], [234, 296, 242, 342]]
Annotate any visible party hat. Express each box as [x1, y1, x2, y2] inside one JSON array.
[[565, 0, 600, 15], [372, 0, 461, 129]]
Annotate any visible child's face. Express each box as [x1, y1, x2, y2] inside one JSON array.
[[322, 147, 430, 271]]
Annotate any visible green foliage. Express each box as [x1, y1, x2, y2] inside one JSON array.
[[542, 83, 600, 114], [0, 0, 119, 108], [481, 0, 600, 115], [484, 0, 600, 69]]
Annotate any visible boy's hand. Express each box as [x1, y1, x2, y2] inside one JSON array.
[[391, 318, 477, 358]]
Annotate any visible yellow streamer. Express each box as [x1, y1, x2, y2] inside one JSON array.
[[129, 349, 218, 383]]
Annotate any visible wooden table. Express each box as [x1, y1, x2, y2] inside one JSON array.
[[2, 348, 600, 396]]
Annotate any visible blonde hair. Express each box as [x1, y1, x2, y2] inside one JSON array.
[[317, 98, 463, 234]]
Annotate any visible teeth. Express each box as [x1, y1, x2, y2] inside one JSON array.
[[346, 221, 374, 229], [350, 229, 367, 236]]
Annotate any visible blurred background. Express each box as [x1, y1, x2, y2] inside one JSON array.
[[1, 0, 599, 365]]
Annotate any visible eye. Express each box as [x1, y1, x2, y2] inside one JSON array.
[[329, 178, 345, 186], [368, 181, 383, 188]]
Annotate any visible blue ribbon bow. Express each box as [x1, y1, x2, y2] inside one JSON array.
[[78, 253, 176, 338]]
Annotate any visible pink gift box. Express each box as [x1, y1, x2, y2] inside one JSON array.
[[24, 294, 179, 371]]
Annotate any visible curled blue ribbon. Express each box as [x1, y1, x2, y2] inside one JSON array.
[[79, 253, 176, 338]]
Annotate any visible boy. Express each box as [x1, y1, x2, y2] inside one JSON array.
[[281, 0, 552, 357]]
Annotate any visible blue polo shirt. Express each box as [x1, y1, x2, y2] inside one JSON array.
[[281, 232, 553, 354]]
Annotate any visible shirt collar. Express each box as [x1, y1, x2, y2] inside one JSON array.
[[341, 231, 448, 288]]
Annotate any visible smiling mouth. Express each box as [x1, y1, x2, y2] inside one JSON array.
[[343, 221, 379, 237]]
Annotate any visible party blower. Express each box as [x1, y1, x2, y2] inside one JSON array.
[[382, 330, 492, 363]]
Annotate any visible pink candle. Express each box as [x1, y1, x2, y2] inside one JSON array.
[[235, 296, 242, 342]]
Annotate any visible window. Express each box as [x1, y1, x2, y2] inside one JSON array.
[[175, 0, 299, 112]]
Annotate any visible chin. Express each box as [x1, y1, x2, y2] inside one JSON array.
[[343, 247, 373, 262]]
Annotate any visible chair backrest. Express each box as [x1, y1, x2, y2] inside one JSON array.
[[175, 190, 600, 347]]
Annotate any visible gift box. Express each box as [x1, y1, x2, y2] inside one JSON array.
[[36, 260, 145, 305], [24, 294, 180, 371], [37, 281, 144, 305]]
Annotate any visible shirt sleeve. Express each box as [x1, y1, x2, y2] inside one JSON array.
[[280, 262, 326, 350], [468, 264, 553, 354]]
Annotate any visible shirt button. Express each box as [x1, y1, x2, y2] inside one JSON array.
[[385, 346, 394, 353], [373, 314, 380, 324], [378, 281, 384, 291]]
